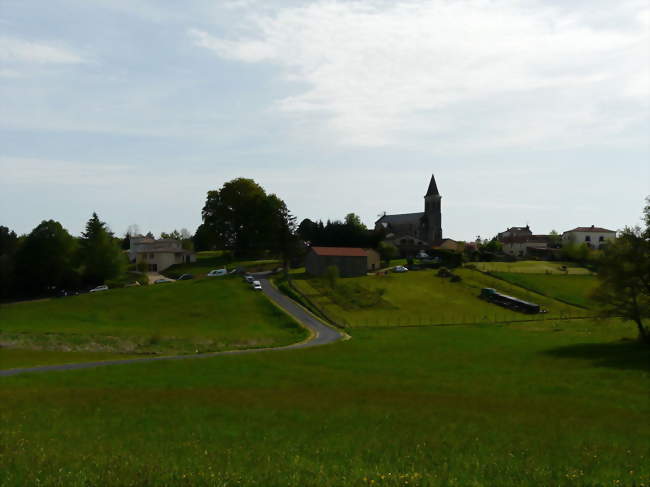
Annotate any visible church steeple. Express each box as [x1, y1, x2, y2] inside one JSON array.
[[425, 174, 440, 197], [423, 173, 442, 244]]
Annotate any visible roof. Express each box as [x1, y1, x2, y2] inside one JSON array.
[[502, 235, 550, 244], [310, 246, 368, 257], [375, 212, 424, 224], [425, 174, 440, 197], [564, 226, 616, 234]]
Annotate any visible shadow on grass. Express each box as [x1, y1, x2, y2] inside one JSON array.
[[543, 340, 650, 371]]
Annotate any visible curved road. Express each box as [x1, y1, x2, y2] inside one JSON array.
[[0, 278, 344, 377]]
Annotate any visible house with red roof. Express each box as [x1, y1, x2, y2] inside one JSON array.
[[562, 225, 616, 249], [305, 247, 380, 277]]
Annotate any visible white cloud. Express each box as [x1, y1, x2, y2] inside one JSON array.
[[0, 37, 85, 64], [190, 0, 649, 148]]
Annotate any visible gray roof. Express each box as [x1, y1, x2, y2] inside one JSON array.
[[376, 212, 424, 224]]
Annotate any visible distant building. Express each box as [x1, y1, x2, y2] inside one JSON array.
[[497, 226, 532, 240], [305, 247, 378, 278], [432, 238, 465, 253], [562, 226, 616, 249], [375, 174, 443, 255], [130, 236, 196, 272]]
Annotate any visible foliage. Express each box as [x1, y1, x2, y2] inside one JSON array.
[[0, 226, 19, 299], [591, 220, 650, 343], [429, 248, 463, 268], [200, 178, 294, 257], [78, 213, 126, 286], [13, 220, 79, 297], [298, 215, 382, 248], [377, 241, 398, 266]]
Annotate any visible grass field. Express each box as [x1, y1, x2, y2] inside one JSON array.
[[1, 318, 648, 486], [492, 273, 598, 309], [472, 260, 593, 275], [164, 251, 280, 278], [291, 268, 589, 327], [0, 277, 307, 368]]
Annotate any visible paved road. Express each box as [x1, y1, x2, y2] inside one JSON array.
[[0, 277, 344, 377]]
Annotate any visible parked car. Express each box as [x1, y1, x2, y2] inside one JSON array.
[[154, 278, 174, 284], [177, 274, 194, 280], [251, 280, 263, 291], [89, 285, 109, 293], [207, 269, 227, 277], [244, 275, 255, 284], [393, 266, 409, 273]]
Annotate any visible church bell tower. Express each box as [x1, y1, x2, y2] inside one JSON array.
[[424, 174, 442, 244]]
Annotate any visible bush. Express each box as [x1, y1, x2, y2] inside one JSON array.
[[437, 267, 452, 278], [450, 274, 462, 282]]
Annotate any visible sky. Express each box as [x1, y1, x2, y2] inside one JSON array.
[[1, 0, 648, 241]]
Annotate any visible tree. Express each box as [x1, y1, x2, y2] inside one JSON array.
[[548, 230, 562, 248], [78, 213, 125, 286], [591, 200, 650, 344], [200, 178, 294, 257], [377, 241, 398, 266], [0, 226, 19, 299], [14, 220, 78, 297]]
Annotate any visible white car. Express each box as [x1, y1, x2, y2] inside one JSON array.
[[251, 280, 263, 291], [393, 265, 409, 273], [207, 269, 227, 277], [89, 285, 109, 293]]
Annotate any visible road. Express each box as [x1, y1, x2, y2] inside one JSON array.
[[0, 277, 344, 377]]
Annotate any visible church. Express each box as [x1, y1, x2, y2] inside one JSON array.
[[374, 174, 443, 254]]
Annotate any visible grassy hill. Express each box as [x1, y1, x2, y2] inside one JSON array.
[[1, 317, 647, 486], [473, 260, 593, 275], [163, 250, 280, 278], [291, 268, 588, 328], [0, 276, 306, 368], [491, 272, 598, 309]]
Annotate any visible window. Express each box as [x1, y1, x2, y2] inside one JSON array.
[[585, 236, 591, 242], [150, 253, 155, 259], [599, 236, 604, 242]]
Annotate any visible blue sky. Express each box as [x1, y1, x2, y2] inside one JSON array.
[[1, 0, 648, 241]]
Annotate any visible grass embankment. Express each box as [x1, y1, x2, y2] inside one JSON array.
[[0, 277, 307, 369], [491, 273, 598, 309], [164, 250, 280, 278], [1, 319, 648, 486], [291, 268, 588, 327], [473, 260, 592, 275]]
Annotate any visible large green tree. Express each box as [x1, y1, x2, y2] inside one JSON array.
[[14, 220, 78, 296], [591, 198, 650, 344], [78, 213, 125, 285], [201, 178, 294, 257]]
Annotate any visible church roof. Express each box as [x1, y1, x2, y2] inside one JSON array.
[[425, 174, 440, 197], [375, 212, 424, 224]]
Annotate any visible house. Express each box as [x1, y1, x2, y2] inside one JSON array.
[[131, 236, 196, 272], [562, 226, 616, 249], [305, 247, 377, 277], [501, 235, 550, 257], [497, 226, 532, 240], [375, 174, 443, 254]]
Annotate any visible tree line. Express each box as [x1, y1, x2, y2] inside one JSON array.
[[0, 213, 126, 300]]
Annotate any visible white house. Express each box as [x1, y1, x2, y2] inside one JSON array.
[[562, 226, 616, 249]]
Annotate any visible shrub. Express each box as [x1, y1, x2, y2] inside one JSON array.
[[437, 267, 452, 278], [450, 274, 462, 282]]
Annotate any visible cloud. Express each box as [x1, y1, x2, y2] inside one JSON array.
[[190, 0, 649, 148], [0, 37, 85, 64]]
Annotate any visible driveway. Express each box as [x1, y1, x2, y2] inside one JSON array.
[[0, 276, 344, 377]]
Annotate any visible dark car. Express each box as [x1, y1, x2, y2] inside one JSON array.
[[177, 274, 194, 281]]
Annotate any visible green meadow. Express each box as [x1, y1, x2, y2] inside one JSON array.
[[491, 273, 598, 309], [291, 268, 589, 327], [0, 277, 306, 368], [472, 260, 593, 275], [1, 317, 648, 486]]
